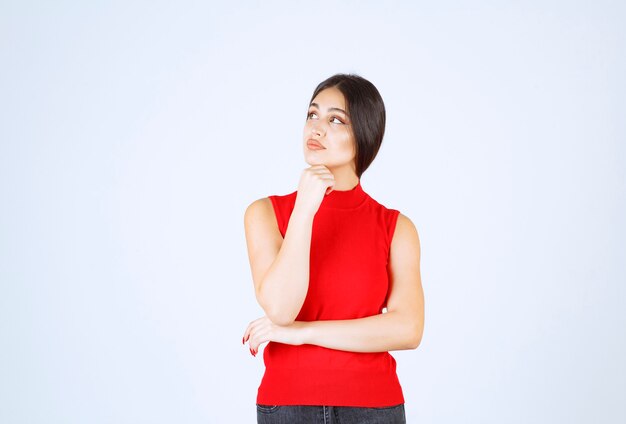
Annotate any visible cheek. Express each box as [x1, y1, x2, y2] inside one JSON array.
[[340, 128, 354, 144], [303, 121, 316, 135], [340, 134, 356, 156]]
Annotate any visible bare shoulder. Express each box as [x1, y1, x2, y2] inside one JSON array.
[[244, 196, 283, 239], [391, 213, 421, 258], [244, 197, 274, 224], [394, 213, 420, 241]]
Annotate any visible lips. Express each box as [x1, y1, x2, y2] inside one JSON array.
[[307, 139, 325, 149]]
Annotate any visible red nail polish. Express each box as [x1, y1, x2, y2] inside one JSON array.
[[242, 336, 245, 345]]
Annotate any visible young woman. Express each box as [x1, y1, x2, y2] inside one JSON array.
[[242, 73, 424, 424]]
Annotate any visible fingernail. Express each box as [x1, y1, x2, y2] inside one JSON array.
[[242, 336, 245, 345]]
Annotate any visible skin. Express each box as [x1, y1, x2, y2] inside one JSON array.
[[302, 86, 359, 192], [242, 87, 424, 357]]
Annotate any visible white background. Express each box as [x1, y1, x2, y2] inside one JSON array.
[[1, 1, 624, 422]]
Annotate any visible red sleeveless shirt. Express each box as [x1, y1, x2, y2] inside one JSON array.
[[256, 180, 404, 407]]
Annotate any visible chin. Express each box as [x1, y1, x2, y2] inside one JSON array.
[[304, 157, 319, 166], [305, 156, 327, 167]]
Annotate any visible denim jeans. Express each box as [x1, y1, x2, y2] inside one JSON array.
[[256, 403, 406, 423]]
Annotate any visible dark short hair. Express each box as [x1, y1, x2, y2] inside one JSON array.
[[308, 73, 386, 179]]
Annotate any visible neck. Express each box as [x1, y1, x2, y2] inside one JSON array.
[[326, 167, 359, 191]]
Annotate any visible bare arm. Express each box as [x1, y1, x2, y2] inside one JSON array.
[[301, 213, 424, 351], [297, 213, 424, 352], [245, 212, 424, 354], [244, 166, 334, 327], [244, 199, 315, 326], [294, 312, 417, 352]]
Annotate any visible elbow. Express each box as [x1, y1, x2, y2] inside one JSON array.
[[406, 322, 424, 350], [268, 313, 296, 327], [265, 304, 297, 326], [407, 335, 422, 350], [256, 290, 297, 326]]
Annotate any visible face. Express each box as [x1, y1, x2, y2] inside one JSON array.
[[303, 87, 356, 172]]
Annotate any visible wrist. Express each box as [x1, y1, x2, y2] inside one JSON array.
[[292, 321, 311, 345], [292, 203, 316, 220]]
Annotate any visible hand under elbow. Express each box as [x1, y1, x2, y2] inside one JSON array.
[[256, 289, 298, 327], [263, 300, 297, 326], [267, 311, 297, 327]]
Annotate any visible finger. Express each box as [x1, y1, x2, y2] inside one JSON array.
[[243, 324, 252, 344], [243, 323, 253, 344], [242, 327, 248, 345], [247, 316, 273, 352], [243, 318, 262, 344], [250, 343, 260, 356], [310, 166, 332, 175], [249, 329, 270, 353], [244, 316, 266, 339]]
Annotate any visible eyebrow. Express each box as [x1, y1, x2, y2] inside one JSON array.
[[309, 102, 350, 118]]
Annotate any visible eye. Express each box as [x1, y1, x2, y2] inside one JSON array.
[[330, 116, 344, 124], [307, 111, 317, 119]]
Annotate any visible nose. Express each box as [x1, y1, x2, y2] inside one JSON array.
[[311, 121, 324, 137]]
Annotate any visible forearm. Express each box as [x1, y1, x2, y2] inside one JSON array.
[[296, 311, 420, 353], [257, 205, 314, 326]]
